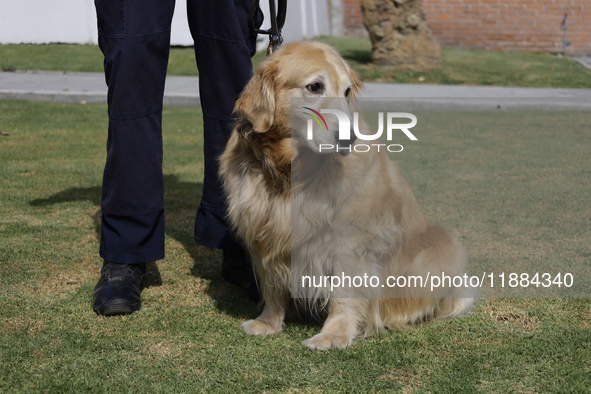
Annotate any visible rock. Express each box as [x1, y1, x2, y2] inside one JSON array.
[[361, 0, 442, 70]]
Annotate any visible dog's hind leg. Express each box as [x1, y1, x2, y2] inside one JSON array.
[[302, 298, 367, 350]]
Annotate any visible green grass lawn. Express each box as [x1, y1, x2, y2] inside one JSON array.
[[1, 100, 590, 392], [2, 36, 591, 88]]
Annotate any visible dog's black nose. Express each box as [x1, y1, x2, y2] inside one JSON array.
[[348, 127, 358, 144], [337, 129, 357, 156]]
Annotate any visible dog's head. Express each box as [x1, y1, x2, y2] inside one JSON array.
[[234, 41, 363, 155]]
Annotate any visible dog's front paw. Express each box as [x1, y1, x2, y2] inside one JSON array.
[[241, 319, 282, 336], [302, 333, 351, 351]]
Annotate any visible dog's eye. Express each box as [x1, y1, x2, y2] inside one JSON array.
[[306, 82, 324, 94], [345, 87, 352, 97]]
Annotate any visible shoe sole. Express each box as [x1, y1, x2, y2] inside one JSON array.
[[94, 300, 141, 316]]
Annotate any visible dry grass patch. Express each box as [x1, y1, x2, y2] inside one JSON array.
[[26, 253, 98, 301], [481, 299, 540, 333], [142, 342, 174, 358], [377, 369, 422, 393], [141, 278, 209, 310], [2, 317, 45, 337]]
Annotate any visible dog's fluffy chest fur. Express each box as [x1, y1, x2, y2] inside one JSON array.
[[219, 129, 292, 265]]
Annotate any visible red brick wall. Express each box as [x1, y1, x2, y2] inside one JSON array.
[[344, 0, 367, 36], [343, 0, 591, 55]]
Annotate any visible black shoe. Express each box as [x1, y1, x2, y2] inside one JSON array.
[[93, 261, 145, 316], [222, 250, 260, 302]]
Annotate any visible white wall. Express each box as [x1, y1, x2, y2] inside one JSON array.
[[0, 0, 98, 44], [0, 0, 329, 46]]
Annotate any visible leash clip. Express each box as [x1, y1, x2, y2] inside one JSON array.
[[249, 0, 287, 57], [267, 34, 284, 56]]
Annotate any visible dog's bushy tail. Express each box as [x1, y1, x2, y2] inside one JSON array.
[[379, 228, 475, 330]]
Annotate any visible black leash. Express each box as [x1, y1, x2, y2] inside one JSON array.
[[248, 0, 287, 56]]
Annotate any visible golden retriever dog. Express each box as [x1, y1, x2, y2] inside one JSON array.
[[219, 41, 473, 350]]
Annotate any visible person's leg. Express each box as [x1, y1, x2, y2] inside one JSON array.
[[188, 0, 260, 250], [187, 0, 262, 300], [93, 0, 175, 315]]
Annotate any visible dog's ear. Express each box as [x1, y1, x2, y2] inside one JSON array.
[[348, 67, 364, 98], [235, 62, 276, 133]]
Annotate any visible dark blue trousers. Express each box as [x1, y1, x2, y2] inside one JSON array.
[[95, 0, 261, 263]]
